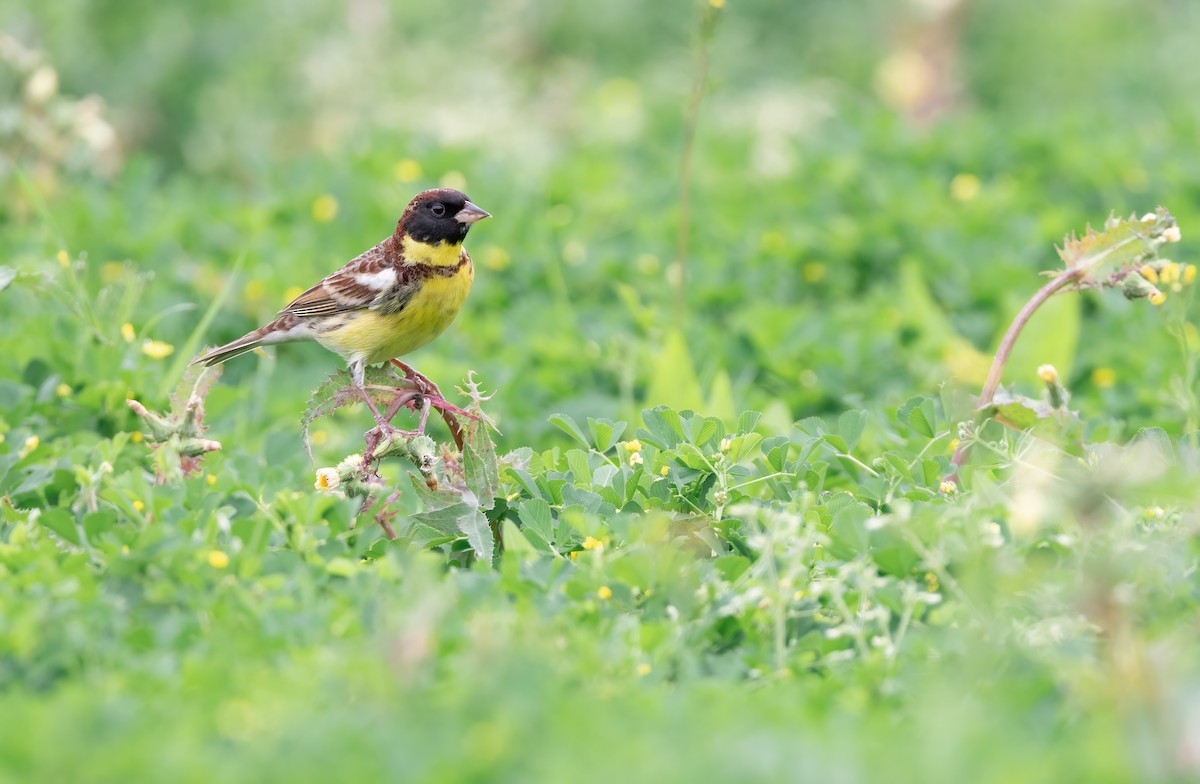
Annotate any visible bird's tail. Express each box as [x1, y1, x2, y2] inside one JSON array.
[[193, 315, 305, 367]]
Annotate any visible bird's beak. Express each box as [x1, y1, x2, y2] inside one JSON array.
[[455, 201, 491, 224]]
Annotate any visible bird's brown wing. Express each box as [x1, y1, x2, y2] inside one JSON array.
[[280, 242, 404, 318]]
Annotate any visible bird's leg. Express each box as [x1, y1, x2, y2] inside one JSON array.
[[352, 359, 396, 431], [390, 359, 468, 449]]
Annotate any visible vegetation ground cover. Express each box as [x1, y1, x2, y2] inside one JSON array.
[[3, 2, 1200, 781]]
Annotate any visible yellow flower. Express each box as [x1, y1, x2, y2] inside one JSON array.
[[1150, 290, 1167, 306], [947, 438, 959, 452], [924, 571, 940, 592], [208, 550, 230, 569], [206, 474, 217, 487], [310, 430, 328, 446], [1185, 265, 1197, 285], [1160, 262, 1180, 285], [949, 173, 981, 202], [636, 663, 652, 676], [101, 261, 126, 283], [55, 383, 71, 398], [709, 0, 724, 8], [312, 195, 338, 223], [1036, 365, 1058, 384], [482, 246, 511, 271], [314, 467, 341, 491], [131, 431, 143, 443], [660, 465, 669, 477], [597, 586, 613, 600], [440, 171, 467, 191], [394, 159, 423, 183], [141, 339, 175, 360], [1091, 367, 1116, 388], [120, 323, 136, 343], [1140, 264, 1159, 284], [629, 452, 643, 466], [803, 262, 826, 283], [582, 536, 604, 551], [624, 439, 642, 453], [56, 250, 70, 268], [719, 437, 731, 453], [132, 500, 145, 512], [938, 480, 956, 495], [23, 435, 39, 453], [243, 279, 266, 302]]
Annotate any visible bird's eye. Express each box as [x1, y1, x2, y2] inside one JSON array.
[[430, 203, 446, 217]]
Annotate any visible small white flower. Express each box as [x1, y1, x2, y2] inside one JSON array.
[[1162, 225, 1182, 243], [628, 452, 643, 466], [315, 467, 341, 491]]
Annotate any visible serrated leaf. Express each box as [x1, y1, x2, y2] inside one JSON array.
[[37, 508, 80, 545], [462, 421, 500, 508], [548, 413, 591, 447], [1056, 208, 1177, 283], [301, 366, 401, 461], [457, 506, 494, 562], [898, 396, 937, 438], [987, 389, 1085, 455]]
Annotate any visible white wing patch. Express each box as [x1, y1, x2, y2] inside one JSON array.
[[354, 268, 398, 290]]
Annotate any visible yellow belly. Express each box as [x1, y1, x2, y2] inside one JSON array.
[[316, 264, 473, 365]]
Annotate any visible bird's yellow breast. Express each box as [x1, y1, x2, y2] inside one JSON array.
[[317, 257, 474, 365]]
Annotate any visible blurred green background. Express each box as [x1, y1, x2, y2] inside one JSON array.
[[5, 0, 1200, 449], [4, 0, 1200, 781]]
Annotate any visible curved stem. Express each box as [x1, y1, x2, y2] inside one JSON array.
[[948, 267, 1081, 477]]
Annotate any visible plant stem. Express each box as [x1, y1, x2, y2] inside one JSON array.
[[675, 3, 721, 323], [948, 267, 1081, 477]]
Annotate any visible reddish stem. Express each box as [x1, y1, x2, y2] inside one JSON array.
[[947, 267, 1081, 479]]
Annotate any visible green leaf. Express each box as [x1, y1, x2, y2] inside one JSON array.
[[565, 449, 593, 487], [38, 508, 80, 545], [646, 330, 705, 413], [302, 366, 401, 461], [736, 410, 763, 434], [462, 422, 500, 508], [1056, 209, 1178, 284], [0, 267, 14, 292], [898, 396, 937, 438], [516, 498, 555, 547], [726, 433, 763, 463], [638, 406, 686, 449], [587, 418, 625, 453], [324, 558, 358, 577], [837, 410, 868, 451], [456, 506, 494, 563], [548, 413, 591, 447]]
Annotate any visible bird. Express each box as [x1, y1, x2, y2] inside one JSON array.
[[194, 188, 490, 436]]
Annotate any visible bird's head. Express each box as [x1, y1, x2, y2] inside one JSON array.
[[396, 188, 490, 246]]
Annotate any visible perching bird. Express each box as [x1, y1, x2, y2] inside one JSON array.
[[194, 188, 490, 433]]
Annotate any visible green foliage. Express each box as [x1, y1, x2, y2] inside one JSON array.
[[5, 2, 1200, 781]]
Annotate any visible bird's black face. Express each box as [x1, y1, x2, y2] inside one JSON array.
[[400, 188, 490, 245]]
